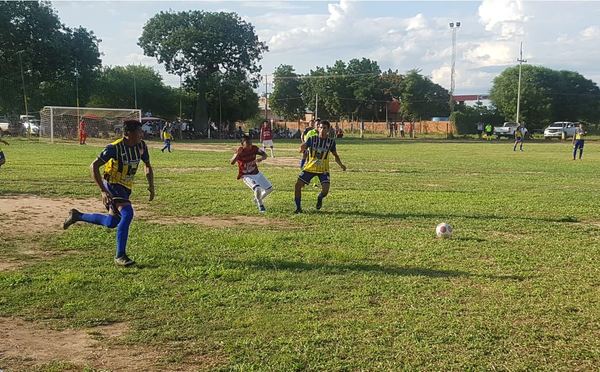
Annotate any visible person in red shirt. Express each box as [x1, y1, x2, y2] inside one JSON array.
[[260, 120, 275, 158], [79, 119, 87, 145], [230, 134, 273, 213]]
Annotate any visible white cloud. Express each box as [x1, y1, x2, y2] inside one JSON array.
[[478, 0, 528, 40], [580, 26, 600, 40]]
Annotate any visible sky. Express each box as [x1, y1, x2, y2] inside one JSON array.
[[51, 0, 600, 95]]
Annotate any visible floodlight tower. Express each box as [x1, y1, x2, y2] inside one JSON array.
[[449, 21, 461, 112], [516, 42, 527, 124]]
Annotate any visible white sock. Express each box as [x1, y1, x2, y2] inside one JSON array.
[[261, 187, 273, 200], [270, 148, 274, 158], [254, 188, 263, 205]]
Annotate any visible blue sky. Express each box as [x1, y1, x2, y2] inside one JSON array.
[[51, 1, 600, 94]]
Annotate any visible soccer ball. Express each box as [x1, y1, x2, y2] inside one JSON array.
[[435, 223, 453, 238]]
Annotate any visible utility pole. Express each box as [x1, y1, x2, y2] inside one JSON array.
[[17, 50, 29, 138], [133, 71, 138, 109], [264, 74, 268, 120], [315, 93, 319, 119], [449, 21, 461, 112], [516, 42, 527, 124]]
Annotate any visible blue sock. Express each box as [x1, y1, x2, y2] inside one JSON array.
[[116, 204, 134, 258], [294, 197, 301, 210], [317, 193, 324, 202], [573, 147, 577, 159], [80, 213, 120, 228], [300, 158, 306, 169]]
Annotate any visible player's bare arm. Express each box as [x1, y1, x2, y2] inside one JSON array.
[[90, 157, 111, 205], [299, 142, 307, 153], [230, 152, 239, 165], [256, 150, 267, 162], [144, 161, 155, 201], [331, 150, 346, 171]]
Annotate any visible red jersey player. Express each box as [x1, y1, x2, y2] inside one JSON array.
[[260, 120, 275, 158], [79, 119, 87, 145], [230, 134, 273, 213]]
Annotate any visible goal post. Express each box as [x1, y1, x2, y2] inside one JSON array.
[[40, 106, 142, 143]]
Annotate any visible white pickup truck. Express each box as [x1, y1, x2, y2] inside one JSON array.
[[493, 122, 519, 139], [543, 122, 577, 139], [0, 118, 10, 134]]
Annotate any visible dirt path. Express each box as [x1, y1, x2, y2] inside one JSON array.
[[0, 318, 222, 370]]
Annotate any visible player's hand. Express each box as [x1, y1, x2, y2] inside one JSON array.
[[101, 191, 111, 207], [148, 186, 155, 201]]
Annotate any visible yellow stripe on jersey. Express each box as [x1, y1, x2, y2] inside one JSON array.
[[575, 131, 585, 140], [163, 131, 173, 140], [103, 138, 146, 189], [303, 137, 336, 174]]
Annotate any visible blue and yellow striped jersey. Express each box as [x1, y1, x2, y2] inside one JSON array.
[[162, 130, 173, 140], [99, 138, 150, 190], [303, 136, 337, 174], [575, 128, 585, 140]]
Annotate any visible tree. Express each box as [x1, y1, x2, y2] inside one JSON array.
[[138, 10, 267, 131], [88, 65, 179, 119], [203, 72, 259, 126], [399, 70, 450, 121], [270, 65, 305, 120], [490, 65, 600, 128], [0, 1, 101, 115]]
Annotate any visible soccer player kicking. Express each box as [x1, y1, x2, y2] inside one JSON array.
[[231, 134, 273, 213], [294, 120, 346, 214], [63, 120, 155, 267], [573, 124, 586, 160], [0, 137, 9, 170]]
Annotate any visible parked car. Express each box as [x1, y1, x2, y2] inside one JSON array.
[[22, 119, 40, 135], [493, 122, 519, 139], [0, 117, 9, 134], [544, 122, 577, 139]]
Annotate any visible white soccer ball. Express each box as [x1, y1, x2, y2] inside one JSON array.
[[436, 222, 453, 238]]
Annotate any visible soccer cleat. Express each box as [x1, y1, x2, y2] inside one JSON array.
[[259, 205, 266, 213], [294, 208, 303, 214], [316, 197, 323, 210], [114, 255, 135, 267], [63, 209, 81, 230]]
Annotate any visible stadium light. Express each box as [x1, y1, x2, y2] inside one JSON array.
[[449, 21, 461, 112]]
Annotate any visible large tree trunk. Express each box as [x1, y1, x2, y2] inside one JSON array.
[[193, 77, 208, 133]]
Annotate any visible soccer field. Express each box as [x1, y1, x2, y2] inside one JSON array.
[[1, 138, 599, 370]]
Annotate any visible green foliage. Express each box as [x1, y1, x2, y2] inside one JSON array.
[[0, 1, 101, 114], [138, 10, 268, 130], [400, 70, 450, 120], [490, 65, 600, 129], [451, 102, 504, 134], [2, 139, 600, 369], [270, 65, 305, 120], [88, 65, 178, 118]]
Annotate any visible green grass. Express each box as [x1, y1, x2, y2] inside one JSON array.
[[1, 137, 600, 370]]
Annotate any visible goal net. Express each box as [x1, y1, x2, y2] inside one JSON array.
[[40, 106, 141, 142]]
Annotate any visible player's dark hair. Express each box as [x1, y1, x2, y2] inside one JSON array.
[[321, 120, 331, 128], [241, 134, 251, 143], [123, 120, 142, 134]]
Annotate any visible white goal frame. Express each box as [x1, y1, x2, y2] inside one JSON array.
[[40, 106, 142, 143]]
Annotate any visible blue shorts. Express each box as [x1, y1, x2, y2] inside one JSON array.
[[103, 180, 132, 215], [574, 140, 584, 148], [0, 151, 4, 162], [515, 137, 523, 143], [298, 171, 330, 185]]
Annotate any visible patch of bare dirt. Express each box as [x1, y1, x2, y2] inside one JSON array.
[[0, 318, 220, 371], [146, 142, 234, 153], [166, 167, 224, 174], [149, 215, 295, 229], [261, 156, 301, 168], [0, 196, 104, 238]]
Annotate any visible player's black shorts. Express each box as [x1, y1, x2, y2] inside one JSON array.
[[298, 171, 330, 185], [0, 151, 5, 162]]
